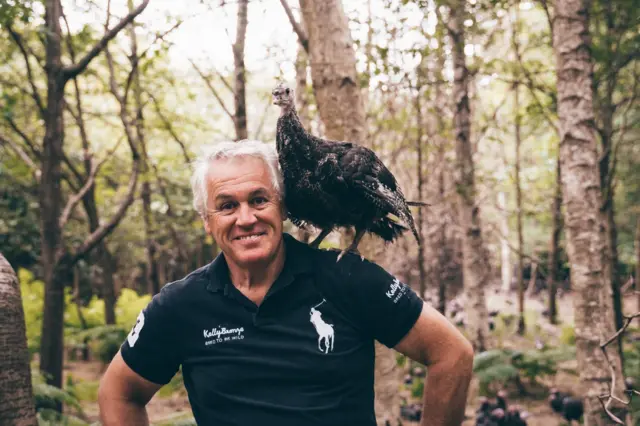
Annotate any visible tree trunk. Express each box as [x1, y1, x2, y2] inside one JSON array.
[[511, 2, 526, 335], [300, 1, 397, 423], [39, 0, 148, 390], [552, 0, 627, 422], [514, 81, 525, 335], [0, 254, 38, 426], [299, 0, 366, 144], [128, 0, 158, 295], [597, 40, 623, 364], [636, 217, 640, 326], [295, 30, 313, 244], [547, 155, 562, 324], [498, 192, 511, 293], [415, 78, 426, 300], [39, 0, 68, 390], [448, 0, 489, 352], [233, 0, 248, 141]]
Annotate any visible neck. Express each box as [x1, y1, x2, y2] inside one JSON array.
[[280, 104, 298, 118], [226, 238, 286, 292]]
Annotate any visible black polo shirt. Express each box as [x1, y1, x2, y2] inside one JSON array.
[[120, 233, 424, 426]]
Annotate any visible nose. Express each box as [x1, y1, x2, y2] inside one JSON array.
[[236, 203, 258, 227]]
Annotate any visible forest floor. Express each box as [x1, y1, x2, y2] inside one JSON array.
[[61, 287, 638, 425]]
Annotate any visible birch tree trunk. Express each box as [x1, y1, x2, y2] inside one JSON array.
[[0, 254, 37, 426], [552, 0, 627, 422], [447, 0, 489, 352], [300, 2, 398, 423]]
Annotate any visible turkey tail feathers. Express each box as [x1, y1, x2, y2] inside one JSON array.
[[407, 201, 429, 207]]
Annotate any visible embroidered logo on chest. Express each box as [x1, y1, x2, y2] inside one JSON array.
[[309, 299, 334, 354], [203, 325, 245, 346]]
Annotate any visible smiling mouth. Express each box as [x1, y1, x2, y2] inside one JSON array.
[[234, 232, 266, 241]]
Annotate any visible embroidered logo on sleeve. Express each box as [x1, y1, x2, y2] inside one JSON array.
[[386, 278, 408, 303], [309, 299, 334, 354], [127, 311, 145, 347]]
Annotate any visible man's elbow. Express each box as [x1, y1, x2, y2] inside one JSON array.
[[454, 338, 475, 378]]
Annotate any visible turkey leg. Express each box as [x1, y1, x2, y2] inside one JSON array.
[[309, 228, 332, 248], [337, 228, 365, 262]]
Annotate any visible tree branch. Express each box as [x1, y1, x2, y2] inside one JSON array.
[[63, 0, 151, 81], [279, 0, 309, 52], [58, 137, 125, 230], [189, 58, 236, 121], [67, 157, 140, 266], [147, 91, 191, 163], [0, 135, 41, 181], [598, 311, 640, 424], [6, 25, 46, 118]]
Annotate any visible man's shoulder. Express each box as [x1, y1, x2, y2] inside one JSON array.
[[306, 246, 391, 286], [155, 263, 211, 307]]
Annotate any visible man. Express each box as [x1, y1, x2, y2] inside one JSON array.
[[98, 140, 474, 426]]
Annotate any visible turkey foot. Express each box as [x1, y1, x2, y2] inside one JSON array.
[[337, 229, 365, 262]]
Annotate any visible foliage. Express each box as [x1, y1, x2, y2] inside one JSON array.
[[20, 267, 151, 360], [560, 324, 576, 346], [32, 370, 88, 425], [473, 346, 577, 395]]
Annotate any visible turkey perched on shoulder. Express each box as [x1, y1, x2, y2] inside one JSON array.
[[272, 82, 427, 260]]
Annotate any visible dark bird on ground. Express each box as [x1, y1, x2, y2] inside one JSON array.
[[548, 388, 565, 413], [549, 388, 583, 423], [561, 396, 583, 422], [272, 83, 427, 260], [475, 391, 527, 426]]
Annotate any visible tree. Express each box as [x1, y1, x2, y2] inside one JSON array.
[[0, 254, 37, 426], [37, 0, 149, 390], [446, 0, 489, 352], [233, 0, 249, 140], [552, 0, 627, 422]]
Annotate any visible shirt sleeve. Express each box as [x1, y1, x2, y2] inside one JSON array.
[[330, 252, 425, 348], [120, 288, 181, 385]]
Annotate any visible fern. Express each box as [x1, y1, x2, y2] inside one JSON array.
[[473, 345, 577, 394]]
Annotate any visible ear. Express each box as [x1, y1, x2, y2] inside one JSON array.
[[203, 215, 212, 234]]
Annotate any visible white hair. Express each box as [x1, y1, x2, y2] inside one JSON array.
[[190, 140, 284, 218]]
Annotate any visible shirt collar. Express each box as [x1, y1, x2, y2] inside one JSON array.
[[206, 232, 314, 295]]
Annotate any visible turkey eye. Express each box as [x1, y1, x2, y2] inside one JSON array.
[[285, 88, 290, 94]]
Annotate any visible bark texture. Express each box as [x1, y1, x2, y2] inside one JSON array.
[[233, 0, 248, 140], [300, 1, 398, 423], [552, 0, 627, 422], [448, 0, 489, 352], [299, 0, 366, 144], [0, 254, 37, 426]]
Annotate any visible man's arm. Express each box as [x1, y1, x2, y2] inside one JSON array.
[[394, 302, 474, 426], [98, 350, 164, 426]]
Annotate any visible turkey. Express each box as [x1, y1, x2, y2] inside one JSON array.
[[272, 82, 427, 259]]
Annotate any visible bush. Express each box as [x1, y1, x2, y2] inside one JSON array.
[[473, 346, 576, 395]]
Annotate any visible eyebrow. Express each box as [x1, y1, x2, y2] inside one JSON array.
[[213, 188, 272, 203]]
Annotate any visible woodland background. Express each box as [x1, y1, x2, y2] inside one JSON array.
[[0, 0, 639, 425]]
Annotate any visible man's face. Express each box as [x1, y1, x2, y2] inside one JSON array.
[[203, 156, 284, 268]]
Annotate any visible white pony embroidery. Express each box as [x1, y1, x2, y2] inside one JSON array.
[[309, 299, 334, 354]]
